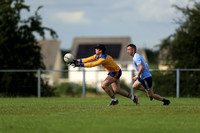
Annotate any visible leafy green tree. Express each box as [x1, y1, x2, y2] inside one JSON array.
[[0, 0, 58, 96], [158, 0, 200, 97], [145, 49, 159, 69], [159, 0, 200, 68]]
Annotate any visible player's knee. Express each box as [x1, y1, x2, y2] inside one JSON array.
[[101, 83, 107, 90], [148, 93, 154, 97], [132, 85, 135, 88], [101, 84, 105, 89], [132, 85, 137, 89]]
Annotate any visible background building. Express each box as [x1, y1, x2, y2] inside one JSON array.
[[38, 39, 62, 86]]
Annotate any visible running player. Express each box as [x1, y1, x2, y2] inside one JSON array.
[[127, 44, 170, 105]]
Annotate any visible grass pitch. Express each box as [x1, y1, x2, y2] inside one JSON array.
[[0, 97, 199, 133]]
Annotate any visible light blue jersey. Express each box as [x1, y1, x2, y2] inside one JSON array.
[[133, 53, 152, 80]]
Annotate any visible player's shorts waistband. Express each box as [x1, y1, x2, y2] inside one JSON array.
[[108, 69, 122, 80]]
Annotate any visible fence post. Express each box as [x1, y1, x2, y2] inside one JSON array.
[[82, 69, 86, 98], [176, 69, 180, 98], [37, 69, 41, 98], [131, 70, 134, 96]]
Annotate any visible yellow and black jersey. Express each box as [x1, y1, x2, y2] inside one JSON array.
[[80, 54, 120, 72]]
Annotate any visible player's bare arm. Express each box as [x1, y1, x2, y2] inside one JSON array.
[[133, 64, 144, 81]]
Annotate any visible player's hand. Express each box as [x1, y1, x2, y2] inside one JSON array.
[[68, 60, 74, 65], [133, 75, 138, 81], [72, 60, 82, 67]]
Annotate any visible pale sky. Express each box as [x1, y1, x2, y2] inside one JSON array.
[[23, 0, 191, 50]]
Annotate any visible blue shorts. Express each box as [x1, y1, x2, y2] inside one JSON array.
[[108, 69, 122, 80]]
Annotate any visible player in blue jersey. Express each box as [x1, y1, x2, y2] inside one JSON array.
[[127, 44, 170, 105]]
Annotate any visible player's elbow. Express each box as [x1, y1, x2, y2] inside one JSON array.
[[140, 65, 144, 72], [141, 66, 144, 71]]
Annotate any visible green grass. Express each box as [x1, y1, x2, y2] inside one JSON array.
[[0, 97, 199, 133]]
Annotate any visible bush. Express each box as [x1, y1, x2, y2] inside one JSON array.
[[152, 71, 176, 97], [120, 80, 131, 93], [179, 71, 200, 97], [41, 82, 56, 97], [55, 83, 82, 97]]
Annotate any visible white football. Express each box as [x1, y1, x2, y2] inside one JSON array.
[[64, 53, 74, 63]]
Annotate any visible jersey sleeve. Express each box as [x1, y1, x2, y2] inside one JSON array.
[[134, 54, 142, 65], [82, 58, 105, 67], [80, 55, 96, 63]]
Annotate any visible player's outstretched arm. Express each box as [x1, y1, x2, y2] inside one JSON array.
[[80, 55, 96, 63], [83, 58, 104, 67]]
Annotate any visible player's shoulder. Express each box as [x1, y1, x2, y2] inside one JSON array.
[[90, 54, 96, 58], [101, 54, 108, 59], [133, 53, 141, 58], [95, 54, 108, 59]]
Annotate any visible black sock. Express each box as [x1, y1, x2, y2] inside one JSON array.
[[111, 94, 115, 99]]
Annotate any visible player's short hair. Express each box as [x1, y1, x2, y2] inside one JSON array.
[[127, 44, 136, 51], [95, 44, 106, 54]]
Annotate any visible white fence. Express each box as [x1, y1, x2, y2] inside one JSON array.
[[0, 69, 200, 98]]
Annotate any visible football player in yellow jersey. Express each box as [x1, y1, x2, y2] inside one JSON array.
[[73, 44, 138, 106]]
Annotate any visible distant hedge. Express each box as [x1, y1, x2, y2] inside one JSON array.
[[152, 71, 200, 97]]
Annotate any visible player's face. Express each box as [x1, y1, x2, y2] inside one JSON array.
[[95, 48, 101, 55], [127, 46, 134, 56]]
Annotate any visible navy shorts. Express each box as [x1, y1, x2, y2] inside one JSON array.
[[137, 77, 152, 90], [108, 69, 122, 80]]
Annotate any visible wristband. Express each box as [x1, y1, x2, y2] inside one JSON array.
[[136, 75, 139, 78]]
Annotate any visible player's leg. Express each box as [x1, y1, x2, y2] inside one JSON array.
[[111, 79, 138, 105], [147, 88, 163, 101], [133, 80, 152, 94], [132, 80, 152, 98], [101, 76, 115, 97], [141, 77, 170, 105], [101, 76, 118, 106], [132, 80, 146, 91], [147, 88, 170, 105], [111, 79, 129, 97]]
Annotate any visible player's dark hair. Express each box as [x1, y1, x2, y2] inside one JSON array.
[[95, 44, 106, 54], [127, 44, 136, 51], [101, 49, 106, 54]]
